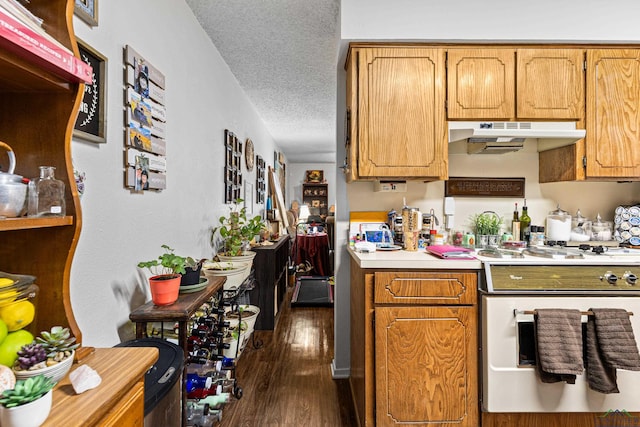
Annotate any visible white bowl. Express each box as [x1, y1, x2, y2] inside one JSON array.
[[202, 261, 251, 290], [216, 251, 256, 263], [14, 351, 74, 385], [225, 305, 260, 335]]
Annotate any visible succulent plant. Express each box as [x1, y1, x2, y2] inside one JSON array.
[[15, 343, 47, 370], [35, 326, 79, 359], [0, 375, 54, 408]]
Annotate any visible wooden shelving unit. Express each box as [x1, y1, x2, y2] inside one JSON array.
[[302, 182, 328, 219], [0, 0, 86, 341]]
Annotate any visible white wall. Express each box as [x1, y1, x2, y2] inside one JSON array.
[[71, 0, 280, 347], [333, 0, 640, 376], [287, 162, 337, 211], [341, 0, 640, 42]]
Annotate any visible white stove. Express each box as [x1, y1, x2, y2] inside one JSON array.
[[479, 243, 640, 414]]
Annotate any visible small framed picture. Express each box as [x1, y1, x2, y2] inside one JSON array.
[[73, 39, 107, 143], [305, 170, 323, 183], [75, 0, 98, 27]]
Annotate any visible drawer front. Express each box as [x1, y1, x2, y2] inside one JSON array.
[[374, 271, 477, 305]]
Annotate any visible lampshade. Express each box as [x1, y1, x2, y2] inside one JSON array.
[[298, 204, 311, 222]]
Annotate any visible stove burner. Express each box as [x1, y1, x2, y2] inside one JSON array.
[[522, 246, 584, 259], [578, 244, 606, 254]]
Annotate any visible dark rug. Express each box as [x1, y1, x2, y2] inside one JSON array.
[[291, 276, 333, 307]]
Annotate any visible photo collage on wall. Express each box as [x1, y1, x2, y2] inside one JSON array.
[[224, 130, 242, 203], [123, 45, 167, 191]]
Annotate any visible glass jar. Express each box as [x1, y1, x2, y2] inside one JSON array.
[[546, 205, 571, 242], [28, 166, 65, 217]]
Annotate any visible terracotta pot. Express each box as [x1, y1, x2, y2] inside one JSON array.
[[149, 274, 181, 306]]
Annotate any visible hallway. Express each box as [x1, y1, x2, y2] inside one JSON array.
[[219, 290, 358, 426]]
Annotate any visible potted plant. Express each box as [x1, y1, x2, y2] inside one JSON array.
[[0, 374, 55, 427], [201, 260, 252, 291], [211, 199, 266, 260], [470, 211, 503, 247], [138, 245, 197, 305], [180, 258, 205, 286], [13, 326, 79, 384]]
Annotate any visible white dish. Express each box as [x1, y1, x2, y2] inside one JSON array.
[[376, 245, 402, 251], [179, 277, 209, 294]]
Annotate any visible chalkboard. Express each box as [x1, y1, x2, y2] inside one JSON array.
[[74, 40, 107, 143]]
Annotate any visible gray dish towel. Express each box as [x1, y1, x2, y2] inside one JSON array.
[[586, 308, 640, 394], [534, 308, 584, 384]]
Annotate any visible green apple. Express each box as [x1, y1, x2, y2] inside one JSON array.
[[0, 319, 7, 345], [0, 329, 34, 367]]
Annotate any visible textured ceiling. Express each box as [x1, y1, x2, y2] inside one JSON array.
[[185, 0, 341, 163]]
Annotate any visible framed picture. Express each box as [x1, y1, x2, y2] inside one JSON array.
[[244, 182, 254, 215], [305, 170, 323, 183], [74, 0, 98, 27], [74, 39, 107, 143]]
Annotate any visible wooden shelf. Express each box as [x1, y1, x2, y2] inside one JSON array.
[[0, 215, 73, 231]]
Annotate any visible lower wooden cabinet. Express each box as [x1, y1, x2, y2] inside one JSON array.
[[349, 259, 478, 427], [375, 306, 477, 426]]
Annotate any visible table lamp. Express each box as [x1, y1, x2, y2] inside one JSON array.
[[298, 204, 311, 224]]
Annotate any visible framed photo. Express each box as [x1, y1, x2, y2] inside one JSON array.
[[74, 39, 107, 143], [244, 182, 254, 215], [74, 0, 98, 27], [305, 170, 323, 183]]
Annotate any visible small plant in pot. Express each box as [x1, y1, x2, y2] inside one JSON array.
[[180, 258, 205, 286], [13, 326, 79, 384], [211, 198, 266, 259], [470, 211, 503, 247], [138, 245, 197, 305], [0, 374, 55, 427]]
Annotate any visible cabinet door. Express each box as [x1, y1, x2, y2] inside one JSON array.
[[375, 306, 478, 426], [357, 47, 447, 179], [447, 48, 515, 119], [586, 49, 640, 178], [374, 271, 476, 305], [517, 48, 584, 120]]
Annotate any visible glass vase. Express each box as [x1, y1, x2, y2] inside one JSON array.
[[28, 166, 65, 217]]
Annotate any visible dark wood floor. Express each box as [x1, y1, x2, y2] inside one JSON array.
[[219, 289, 358, 426]]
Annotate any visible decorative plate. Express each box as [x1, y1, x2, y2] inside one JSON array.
[[376, 245, 403, 251], [245, 138, 254, 171], [179, 277, 209, 294]]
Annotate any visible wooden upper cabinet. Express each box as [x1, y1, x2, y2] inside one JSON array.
[[348, 46, 447, 180], [586, 49, 640, 179], [517, 48, 584, 119], [447, 48, 584, 121], [447, 48, 515, 119]]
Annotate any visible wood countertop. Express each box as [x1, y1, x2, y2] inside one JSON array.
[[43, 347, 158, 426]]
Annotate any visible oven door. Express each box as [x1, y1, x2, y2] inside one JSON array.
[[481, 295, 640, 413]]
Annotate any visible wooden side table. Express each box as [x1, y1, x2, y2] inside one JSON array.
[[129, 277, 226, 426]]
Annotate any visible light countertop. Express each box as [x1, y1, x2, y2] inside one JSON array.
[[348, 246, 483, 270], [348, 246, 640, 270]]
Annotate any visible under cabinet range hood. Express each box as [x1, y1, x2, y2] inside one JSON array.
[[448, 121, 586, 154]]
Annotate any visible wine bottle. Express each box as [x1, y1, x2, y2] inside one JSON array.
[[512, 203, 520, 240], [186, 373, 213, 393], [520, 199, 531, 242]]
